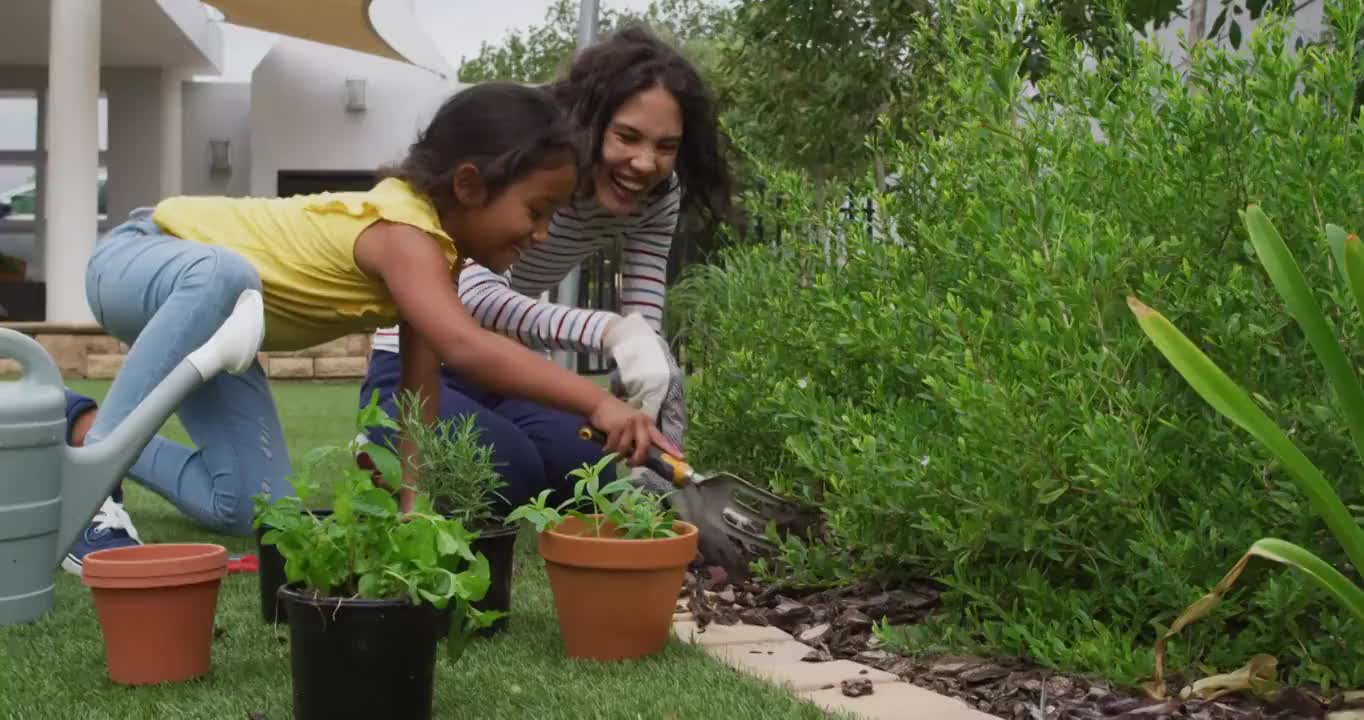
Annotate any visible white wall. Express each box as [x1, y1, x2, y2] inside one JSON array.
[[104, 67, 165, 222], [248, 38, 464, 197], [182, 80, 251, 197], [1140, 0, 1329, 67]]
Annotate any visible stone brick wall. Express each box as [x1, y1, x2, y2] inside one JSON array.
[[0, 323, 372, 380]]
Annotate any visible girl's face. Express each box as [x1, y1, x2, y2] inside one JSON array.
[[594, 84, 683, 216], [445, 160, 578, 273]]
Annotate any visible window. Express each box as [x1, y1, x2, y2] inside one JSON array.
[[0, 91, 39, 151]]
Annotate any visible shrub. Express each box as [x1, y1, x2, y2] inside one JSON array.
[[675, 0, 1364, 688]]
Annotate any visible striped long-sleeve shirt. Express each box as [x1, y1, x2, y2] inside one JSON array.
[[371, 176, 680, 356]]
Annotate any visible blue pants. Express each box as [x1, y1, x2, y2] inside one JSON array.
[[82, 210, 291, 536], [359, 349, 614, 512]]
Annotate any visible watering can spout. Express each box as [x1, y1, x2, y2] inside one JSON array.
[[57, 290, 266, 561]]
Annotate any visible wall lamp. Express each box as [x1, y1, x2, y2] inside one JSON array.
[[209, 139, 230, 174], [345, 77, 367, 112]]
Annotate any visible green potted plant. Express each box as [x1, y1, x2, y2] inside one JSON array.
[[254, 412, 499, 720], [394, 390, 517, 637], [505, 452, 698, 661]]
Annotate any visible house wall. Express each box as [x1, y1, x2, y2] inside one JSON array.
[[1140, 0, 1329, 67], [248, 38, 464, 197], [181, 81, 251, 197], [104, 67, 165, 222]]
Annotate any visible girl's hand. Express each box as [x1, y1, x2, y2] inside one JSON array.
[[589, 396, 683, 466]]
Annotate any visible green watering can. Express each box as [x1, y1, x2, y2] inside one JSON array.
[[0, 289, 265, 627]]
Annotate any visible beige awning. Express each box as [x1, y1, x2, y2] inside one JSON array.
[[201, 0, 452, 75]]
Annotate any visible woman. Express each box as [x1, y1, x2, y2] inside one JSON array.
[[357, 25, 734, 512]]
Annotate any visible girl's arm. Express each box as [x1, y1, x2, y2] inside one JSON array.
[[397, 320, 441, 512], [354, 220, 678, 465]]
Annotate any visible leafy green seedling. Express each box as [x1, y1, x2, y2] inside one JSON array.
[[504, 454, 680, 539]]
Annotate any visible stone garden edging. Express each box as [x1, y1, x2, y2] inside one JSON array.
[[0, 322, 372, 380]]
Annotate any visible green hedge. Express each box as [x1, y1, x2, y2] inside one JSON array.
[[675, 0, 1364, 688]]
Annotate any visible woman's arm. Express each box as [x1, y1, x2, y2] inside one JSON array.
[[459, 262, 614, 353], [397, 320, 441, 512], [354, 220, 678, 464], [618, 180, 681, 334]]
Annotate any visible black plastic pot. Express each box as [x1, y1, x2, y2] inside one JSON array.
[[435, 522, 517, 639], [256, 509, 333, 623], [278, 585, 443, 720]]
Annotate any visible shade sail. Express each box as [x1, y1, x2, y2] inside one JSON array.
[[201, 0, 452, 75]]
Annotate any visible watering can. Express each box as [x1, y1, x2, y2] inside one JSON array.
[[0, 289, 266, 628]]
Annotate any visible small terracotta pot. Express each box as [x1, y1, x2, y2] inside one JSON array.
[[81, 543, 228, 685], [538, 515, 698, 661]]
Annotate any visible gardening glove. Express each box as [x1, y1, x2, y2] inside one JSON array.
[[611, 330, 688, 496], [602, 313, 671, 423]]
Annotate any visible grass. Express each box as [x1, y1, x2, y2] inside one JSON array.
[[0, 380, 834, 720]]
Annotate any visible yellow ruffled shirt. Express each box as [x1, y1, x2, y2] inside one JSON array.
[[151, 178, 459, 352]]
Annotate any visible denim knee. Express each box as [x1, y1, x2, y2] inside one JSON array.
[[207, 491, 256, 537]]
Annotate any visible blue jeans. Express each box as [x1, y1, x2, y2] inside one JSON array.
[[82, 210, 291, 536], [359, 349, 614, 512]]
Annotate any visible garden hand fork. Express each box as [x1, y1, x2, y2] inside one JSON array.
[[578, 427, 819, 575]]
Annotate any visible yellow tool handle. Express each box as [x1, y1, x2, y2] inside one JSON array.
[[577, 426, 691, 487]]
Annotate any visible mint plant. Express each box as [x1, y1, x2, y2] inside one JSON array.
[[504, 454, 680, 539], [253, 394, 502, 660], [393, 390, 507, 527]]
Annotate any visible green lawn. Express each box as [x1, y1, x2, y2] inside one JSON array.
[[0, 380, 833, 720]]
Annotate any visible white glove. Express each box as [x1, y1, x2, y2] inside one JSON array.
[[602, 313, 671, 422]]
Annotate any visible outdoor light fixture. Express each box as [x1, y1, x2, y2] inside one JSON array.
[[209, 139, 231, 174], [345, 77, 367, 112]]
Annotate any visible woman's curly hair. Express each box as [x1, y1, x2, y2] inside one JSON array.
[[548, 25, 735, 227]]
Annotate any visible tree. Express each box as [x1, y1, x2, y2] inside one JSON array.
[[456, 0, 732, 84]]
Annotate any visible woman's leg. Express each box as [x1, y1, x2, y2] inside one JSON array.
[[440, 370, 617, 498], [80, 213, 289, 537], [359, 351, 551, 511]]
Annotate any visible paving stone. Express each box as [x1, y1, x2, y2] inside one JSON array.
[[268, 357, 314, 378], [672, 619, 792, 646], [705, 639, 813, 670], [801, 681, 1000, 719], [315, 356, 367, 377], [85, 354, 125, 380], [738, 659, 900, 692], [35, 334, 86, 377], [346, 333, 372, 355]]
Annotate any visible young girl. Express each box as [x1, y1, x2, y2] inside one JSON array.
[[357, 25, 734, 513], [60, 81, 676, 574]]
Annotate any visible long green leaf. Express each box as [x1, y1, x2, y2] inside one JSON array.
[[1128, 297, 1364, 575], [1250, 538, 1364, 624], [1328, 225, 1364, 322], [1147, 536, 1364, 699], [1242, 206, 1364, 468]]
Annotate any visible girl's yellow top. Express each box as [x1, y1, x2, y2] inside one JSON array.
[[151, 178, 459, 352]]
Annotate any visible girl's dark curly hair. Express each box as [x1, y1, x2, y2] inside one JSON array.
[[383, 81, 586, 216], [548, 25, 734, 227]]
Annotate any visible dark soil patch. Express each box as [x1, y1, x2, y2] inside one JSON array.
[[680, 570, 1358, 720]]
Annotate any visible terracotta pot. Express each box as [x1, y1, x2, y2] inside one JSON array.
[[538, 515, 698, 661], [81, 543, 228, 685]]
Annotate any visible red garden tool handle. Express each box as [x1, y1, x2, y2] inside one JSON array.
[[577, 426, 691, 488]]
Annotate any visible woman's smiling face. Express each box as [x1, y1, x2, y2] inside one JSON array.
[[592, 83, 683, 215]]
